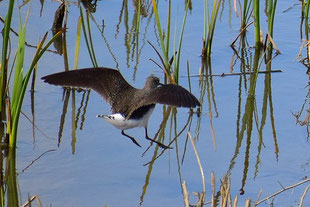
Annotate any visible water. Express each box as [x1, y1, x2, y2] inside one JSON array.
[[1, 0, 310, 206]]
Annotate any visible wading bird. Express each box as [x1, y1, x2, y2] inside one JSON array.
[[42, 67, 200, 149]]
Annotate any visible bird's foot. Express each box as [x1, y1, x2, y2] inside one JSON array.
[[121, 130, 142, 147]]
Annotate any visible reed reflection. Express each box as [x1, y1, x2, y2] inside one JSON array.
[[200, 56, 218, 150], [0, 148, 18, 207], [140, 105, 198, 205], [57, 88, 90, 154], [293, 8, 310, 138], [116, 0, 152, 73], [228, 34, 279, 194], [52, 3, 66, 55]]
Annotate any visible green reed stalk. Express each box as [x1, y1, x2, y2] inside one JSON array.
[[74, 16, 82, 69], [253, 0, 261, 47], [136, 0, 141, 36], [165, 0, 171, 62], [80, 7, 98, 67], [173, 0, 189, 83], [241, 0, 252, 30], [203, 0, 222, 57], [304, 0, 310, 36], [267, 0, 277, 37], [151, 0, 190, 84], [0, 0, 15, 114], [9, 12, 63, 147], [306, 0, 310, 20], [151, 0, 170, 74]]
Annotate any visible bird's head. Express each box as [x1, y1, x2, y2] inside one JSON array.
[[144, 76, 161, 89]]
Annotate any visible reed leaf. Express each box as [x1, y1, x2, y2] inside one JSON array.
[[79, 7, 98, 67], [173, 0, 189, 83], [151, 0, 169, 73], [9, 28, 64, 148], [74, 16, 82, 69], [151, 0, 166, 57], [268, 0, 277, 37], [203, 0, 222, 57], [241, 0, 252, 29], [165, 0, 171, 62], [0, 0, 15, 113]]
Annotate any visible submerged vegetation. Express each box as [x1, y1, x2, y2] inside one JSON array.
[[0, 0, 310, 206]]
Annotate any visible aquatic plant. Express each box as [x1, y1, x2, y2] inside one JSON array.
[[202, 0, 222, 58], [253, 0, 261, 47], [80, 7, 98, 67], [151, 0, 189, 84], [267, 0, 277, 37], [0, 2, 63, 148]]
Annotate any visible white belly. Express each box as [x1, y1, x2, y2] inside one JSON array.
[[97, 108, 154, 130]]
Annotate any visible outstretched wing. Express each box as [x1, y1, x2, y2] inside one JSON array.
[[41, 67, 136, 107], [126, 84, 200, 118]]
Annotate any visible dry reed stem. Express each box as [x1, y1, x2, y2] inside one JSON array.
[[182, 181, 190, 207], [211, 172, 215, 207], [245, 199, 251, 207], [266, 33, 281, 54], [220, 175, 231, 207], [255, 178, 310, 205], [188, 132, 206, 193], [233, 196, 238, 207], [296, 39, 309, 61], [19, 149, 56, 174], [233, 0, 238, 17], [187, 70, 282, 77], [188, 132, 206, 206], [230, 21, 254, 46], [21, 195, 42, 207], [298, 184, 310, 207]]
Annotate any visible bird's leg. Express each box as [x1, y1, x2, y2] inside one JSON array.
[[121, 130, 142, 147], [145, 128, 172, 149]]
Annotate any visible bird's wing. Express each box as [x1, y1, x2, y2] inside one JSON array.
[[126, 84, 200, 118], [41, 67, 135, 107]]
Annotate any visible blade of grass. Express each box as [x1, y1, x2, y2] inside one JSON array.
[[74, 16, 82, 69], [151, 0, 169, 72], [173, 0, 190, 83], [0, 0, 15, 113], [10, 30, 64, 147], [79, 7, 98, 67]]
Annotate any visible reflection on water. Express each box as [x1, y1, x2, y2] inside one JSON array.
[[1, 148, 18, 207], [200, 56, 218, 150], [294, 10, 310, 137], [52, 3, 65, 55], [227, 34, 280, 195]]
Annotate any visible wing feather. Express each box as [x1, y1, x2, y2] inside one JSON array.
[[41, 67, 136, 109], [126, 84, 200, 118]]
